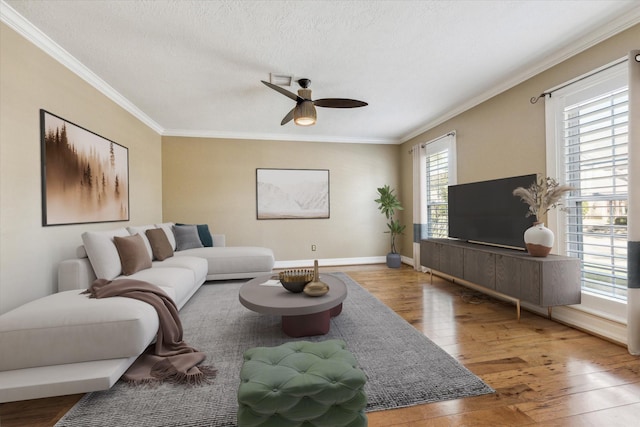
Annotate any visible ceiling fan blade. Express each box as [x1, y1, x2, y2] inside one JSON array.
[[261, 80, 302, 103], [313, 98, 368, 108], [281, 108, 295, 125]]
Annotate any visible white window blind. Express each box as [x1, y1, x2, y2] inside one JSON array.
[[426, 145, 451, 238], [563, 86, 629, 300]]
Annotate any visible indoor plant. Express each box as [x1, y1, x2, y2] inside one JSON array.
[[375, 185, 406, 268], [512, 176, 573, 257]]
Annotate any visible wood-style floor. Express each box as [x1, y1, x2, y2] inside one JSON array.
[[1, 264, 639, 426]]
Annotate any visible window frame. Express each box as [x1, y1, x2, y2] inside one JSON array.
[[424, 135, 457, 239], [545, 58, 628, 323]]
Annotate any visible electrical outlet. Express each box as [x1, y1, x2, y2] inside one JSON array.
[[311, 244, 317, 251]]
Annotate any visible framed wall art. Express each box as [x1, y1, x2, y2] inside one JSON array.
[[40, 110, 129, 226], [256, 168, 330, 219]]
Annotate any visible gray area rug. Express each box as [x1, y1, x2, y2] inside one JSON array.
[[55, 272, 493, 427]]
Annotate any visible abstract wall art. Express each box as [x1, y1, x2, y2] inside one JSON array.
[[256, 168, 330, 219], [40, 110, 129, 226]]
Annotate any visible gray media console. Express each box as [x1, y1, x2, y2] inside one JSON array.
[[420, 239, 581, 319]]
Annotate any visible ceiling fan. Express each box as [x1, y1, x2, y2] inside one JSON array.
[[261, 78, 368, 126]]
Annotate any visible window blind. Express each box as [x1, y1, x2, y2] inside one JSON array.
[[426, 149, 449, 238], [563, 87, 629, 300]]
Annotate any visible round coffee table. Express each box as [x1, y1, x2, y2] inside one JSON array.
[[239, 273, 347, 337]]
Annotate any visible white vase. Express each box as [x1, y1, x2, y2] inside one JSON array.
[[524, 222, 554, 257]]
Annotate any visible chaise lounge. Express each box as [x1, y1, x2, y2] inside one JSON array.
[[0, 222, 275, 403]]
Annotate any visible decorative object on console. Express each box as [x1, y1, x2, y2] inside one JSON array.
[[256, 168, 330, 219], [375, 185, 406, 268], [523, 222, 555, 257], [279, 269, 313, 293], [513, 176, 574, 257], [40, 110, 129, 226], [304, 260, 329, 296]]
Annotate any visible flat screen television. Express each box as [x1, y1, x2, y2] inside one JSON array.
[[447, 174, 537, 250]]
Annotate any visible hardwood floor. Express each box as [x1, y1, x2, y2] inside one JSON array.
[[2, 264, 638, 426]]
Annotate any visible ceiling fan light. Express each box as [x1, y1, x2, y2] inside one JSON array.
[[294, 101, 317, 126]]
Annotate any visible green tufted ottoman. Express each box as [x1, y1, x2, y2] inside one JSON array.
[[237, 339, 367, 427]]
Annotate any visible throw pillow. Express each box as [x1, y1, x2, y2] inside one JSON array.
[[113, 234, 152, 275], [81, 228, 130, 280], [126, 225, 155, 259], [173, 224, 204, 251], [176, 223, 214, 247], [155, 223, 177, 250], [145, 228, 174, 261]]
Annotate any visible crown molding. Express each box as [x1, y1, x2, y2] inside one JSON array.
[[0, 0, 164, 134], [400, 6, 640, 143], [4, 0, 637, 145], [162, 128, 398, 145]]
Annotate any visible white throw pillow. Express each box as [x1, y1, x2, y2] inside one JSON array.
[[81, 228, 130, 280]]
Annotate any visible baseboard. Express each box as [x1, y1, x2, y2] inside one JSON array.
[[521, 302, 627, 347], [274, 256, 386, 269]]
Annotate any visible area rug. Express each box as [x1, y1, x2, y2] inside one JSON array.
[[55, 273, 493, 427]]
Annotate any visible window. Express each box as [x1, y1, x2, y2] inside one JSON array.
[[546, 60, 628, 303], [425, 134, 456, 238]]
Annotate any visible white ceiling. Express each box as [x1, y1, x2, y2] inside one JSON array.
[[3, 0, 640, 144]]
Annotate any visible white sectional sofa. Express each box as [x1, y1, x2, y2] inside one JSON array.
[[0, 222, 274, 403]]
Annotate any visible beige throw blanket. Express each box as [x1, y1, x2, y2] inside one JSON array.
[[85, 278, 216, 385]]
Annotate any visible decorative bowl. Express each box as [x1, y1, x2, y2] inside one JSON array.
[[279, 269, 313, 293]]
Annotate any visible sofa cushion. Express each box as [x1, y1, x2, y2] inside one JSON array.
[[82, 228, 130, 280], [0, 290, 158, 371], [176, 223, 214, 247], [113, 234, 152, 276], [173, 225, 204, 251], [145, 228, 174, 261], [152, 256, 207, 286], [125, 267, 199, 308], [176, 246, 275, 276], [155, 222, 177, 250]]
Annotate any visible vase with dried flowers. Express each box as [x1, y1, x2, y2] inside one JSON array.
[[512, 176, 574, 257]]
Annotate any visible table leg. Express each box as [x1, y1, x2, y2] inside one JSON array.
[[282, 310, 331, 337]]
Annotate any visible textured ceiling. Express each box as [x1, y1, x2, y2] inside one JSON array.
[[3, 0, 640, 144]]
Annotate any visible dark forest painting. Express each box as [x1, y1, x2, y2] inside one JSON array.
[[40, 110, 129, 226]]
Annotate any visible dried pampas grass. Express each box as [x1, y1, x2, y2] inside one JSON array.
[[513, 177, 574, 221]]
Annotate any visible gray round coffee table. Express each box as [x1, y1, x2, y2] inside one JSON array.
[[239, 273, 347, 337]]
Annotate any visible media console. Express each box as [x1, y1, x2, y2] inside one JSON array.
[[420, 238, 581, 320]]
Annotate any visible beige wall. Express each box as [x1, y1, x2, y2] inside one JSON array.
[[2, 17, 636, 313], [399, 24, 640, 259], [0, 23, 163, 313], [162, 137, 400, 262]]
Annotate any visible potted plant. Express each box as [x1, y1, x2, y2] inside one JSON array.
[[375, 185, 406, 268], [512, 176, 573, 257]]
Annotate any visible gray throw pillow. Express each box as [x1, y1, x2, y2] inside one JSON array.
[[173, 224, 204, 251]]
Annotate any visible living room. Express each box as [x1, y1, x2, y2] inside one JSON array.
[[1, 1, 640, 425]]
